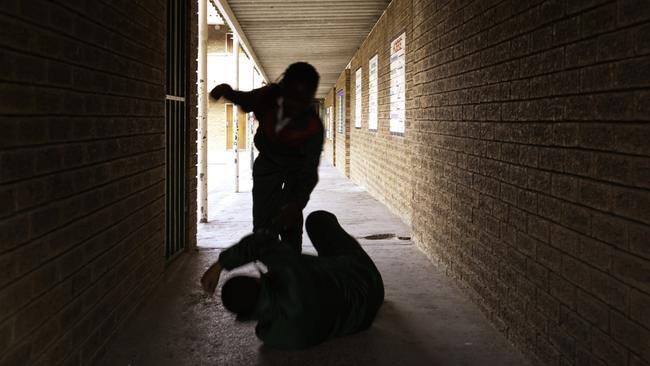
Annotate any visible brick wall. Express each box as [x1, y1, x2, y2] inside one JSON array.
[[334, 69, 351, 177], [0, 0, 197, 365], [205, 27, 252, 160], [348, 0, 415, 224], [323, 88, 336, 164], [208, 98, 228, 160], [208, 26, 228, 54], [341, 0, 650, 365], [208, 27, 228, 160]]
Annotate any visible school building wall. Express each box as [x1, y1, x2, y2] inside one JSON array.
[[208, 98, 228, 160], [348, 0, 415, 225], [0, 1, 198, 365], [206, 26, 252, 160], [336, 1, 650, 366], [207, 27, 228, 160]]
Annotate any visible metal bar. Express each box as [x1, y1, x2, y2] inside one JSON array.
[[198, 0, 209, 223], [164, 0, 189, 262], [166, 95, 186, 102], [176, 0, 181, 97], [165, 99, 170, 258], [179, 1, 184, 98], [233, 33, 240, 193], [180, 0, 188, 249], [180, 102, 187, 249], [182, 1, 187, 97], [175, 100, 181, 254], [249, 112, 254, 169], [166, 0, 171, 96], [169, 100, 178, 253], [249, 68, 255, 169]]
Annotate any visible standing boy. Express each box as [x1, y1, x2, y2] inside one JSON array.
[[210, 62, 323, 253]]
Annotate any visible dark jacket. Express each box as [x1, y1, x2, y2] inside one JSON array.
[[223, 84, 324, 209], [218, 232, 384, 350]]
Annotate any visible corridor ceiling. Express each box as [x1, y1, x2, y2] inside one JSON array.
[[223, 0, 391, 98]]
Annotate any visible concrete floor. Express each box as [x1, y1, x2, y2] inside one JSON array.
[[98, 156, 530, 366]]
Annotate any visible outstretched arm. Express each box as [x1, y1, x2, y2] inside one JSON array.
[[200, 232, 280, 294], [210, 84, 266, 113], [218, 232, 281, 269]]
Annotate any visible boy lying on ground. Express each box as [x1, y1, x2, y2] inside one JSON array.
[[201, 210, 384, 349]]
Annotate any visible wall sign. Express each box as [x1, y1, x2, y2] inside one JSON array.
[[327, 106, 333, 140], [368, 55, 378, 131], [390, 32, 406, 134], [355, 68, 362, 128], [337, 89, 344, 134]]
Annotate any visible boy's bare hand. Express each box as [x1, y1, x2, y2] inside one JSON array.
[[201, 262, 223, 295]]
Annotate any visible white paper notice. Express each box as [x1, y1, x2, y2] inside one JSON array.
[[390, 32, 406, 134], [337, 90, 344, 134], [327, 106, 333, 140], [355, 68, 362, 128], [368, 55, 378, 130]]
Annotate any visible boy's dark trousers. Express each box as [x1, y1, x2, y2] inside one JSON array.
[[252, 154, 303, 253]]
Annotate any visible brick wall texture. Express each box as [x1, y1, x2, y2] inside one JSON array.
[[208, 98, 228, 159], [208, 28, 228, 159], [346, 0, 415, 225], [336, 0, 650, 365], [0, 0, 197, 365]]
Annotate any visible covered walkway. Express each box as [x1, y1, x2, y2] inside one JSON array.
[[2, 1, 648, 366], [98, 162, 528, 366]]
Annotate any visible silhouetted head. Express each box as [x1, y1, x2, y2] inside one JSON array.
[[221, 275, 261, 320], [280, 62, 319, 109]]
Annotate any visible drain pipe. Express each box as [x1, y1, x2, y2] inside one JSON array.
[[233, 33, 240, 192], [198, 0, 208, 223]]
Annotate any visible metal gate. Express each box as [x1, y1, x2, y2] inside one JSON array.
[[165, 0, 187, 262]]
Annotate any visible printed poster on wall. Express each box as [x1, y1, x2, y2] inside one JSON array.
[[337, 89, 344, 134], [327, 106, 333, 140], [325, 106, 329, 140], [389, 32, 406, 134], [355, 68, 362, 128], [368, 55, 378, 130]]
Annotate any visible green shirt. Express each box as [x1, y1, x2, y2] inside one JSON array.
[[218, 234, 384, 349]]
